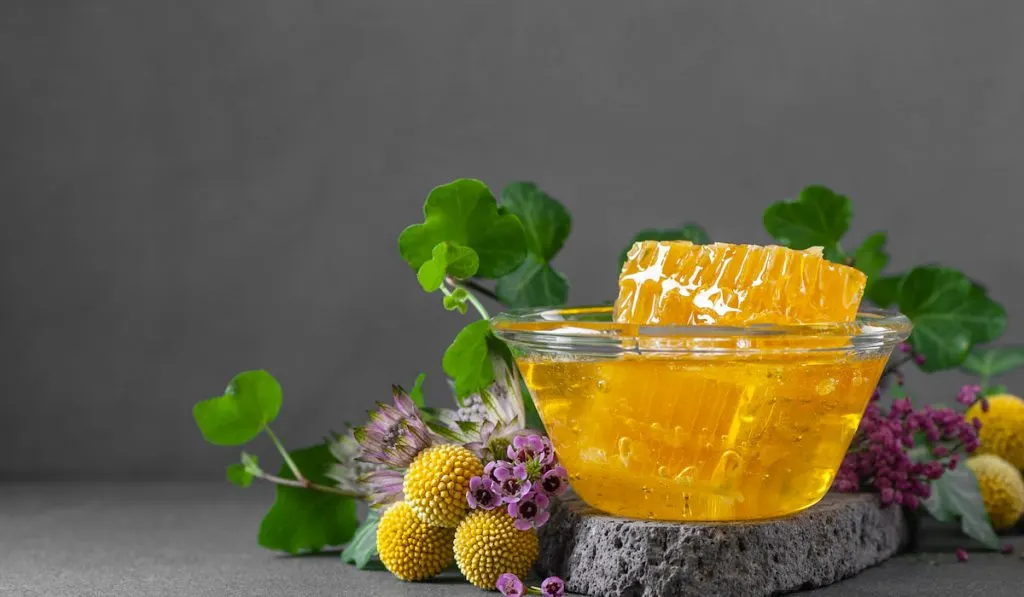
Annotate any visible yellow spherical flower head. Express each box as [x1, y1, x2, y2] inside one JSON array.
[[966, 394, 1024, 469], [454, 508, 540, 589], [376, 502, 455, 581], [404, 444, 484, 528], [966, 454, 1024, 531]]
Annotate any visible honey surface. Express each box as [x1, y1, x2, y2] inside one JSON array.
[[615, 241, 866, 326], [520, 351, 886, 521]]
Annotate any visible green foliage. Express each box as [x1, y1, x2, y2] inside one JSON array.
[[763, 185, 851, 261], [866, 275, 901, 308], [408, 373, 427, 407], [922, 467, 1001, 550], [226, 463, 253, 488], [257, 444, 359, 554], [962, 347, 1024, 380], [416, 242, 480, 292], [443, 320, 494, 399], [494, 182, 572, 308], [617, 223, 710, 269], [442, 287, 470, 313], [341, 510, 382, 569], [896, 268, 1005, 371], [193, 370, 282, 446], [853, 232, 890, 293], [399, 179, 526, 279]]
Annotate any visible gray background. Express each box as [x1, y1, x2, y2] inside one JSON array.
[[2, 1, 1021, 480]]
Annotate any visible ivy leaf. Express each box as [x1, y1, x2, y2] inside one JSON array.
[[341, 510, 382, 569], [501, 182, 572, 261], [416, 242, 480, 292], [193, 370, 282, 446], [962, 347, 1024, 379], [495, 256, 569, 308], [226, 463, 253, 488], [617, 224, 710, 269], [496, 182, 572, 308], [257, 444, 359, 554], [442, 320, 494, 399], [443, 287, 470, 314], [853, 232, 890, 292], [922, 467, 1000, 550], [399, 179, 527, 279], [763, 185, 852, 261], [897, 267, 1006, 371], [866, 275, 902, 308], [409, 373, 427, 408]]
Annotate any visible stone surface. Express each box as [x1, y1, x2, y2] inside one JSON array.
[[536, 493, 909, 597]]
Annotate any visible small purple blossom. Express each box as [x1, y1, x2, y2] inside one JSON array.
[[955, 548, 969, 563], [1001, 544, 1015, 555], [494, 463, 532, 503], [496, 573, 525, 597], [466, 476, 501, 511], [484, 460, 506, 483], [508, 434, 555, 467], [541, 576, 566, 597], [539, 466, 570, 497], [956, 384, 982, 407], [508, 490, 551, 530]]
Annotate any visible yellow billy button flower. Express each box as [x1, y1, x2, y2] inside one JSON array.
[[966, 454, 1024, 531], [453, 508, 540, 589], [967, 394, 1024, 469], [404, 444, 484, 528], [376, 502, 455, 581]]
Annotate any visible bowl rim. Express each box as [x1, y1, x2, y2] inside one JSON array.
[[490, 305, 912, 356]]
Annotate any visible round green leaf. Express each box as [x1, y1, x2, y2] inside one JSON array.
[[500, 182, 572, 261], [962, 347, 1024, 378], [192, 370, 282, 446], [398, 179, 526, 279], [763, 185, 851, 261], [495, 256, 569, 308], [442, 320, 494, 398]]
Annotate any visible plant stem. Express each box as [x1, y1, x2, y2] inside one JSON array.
[[461, 278, 500, 302], [253, 471, 363, 498], [264, 425, 307, 485], [446, 277, 490, 319]]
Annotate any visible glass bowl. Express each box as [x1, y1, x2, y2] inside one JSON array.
[[491, 306, 911, 522]]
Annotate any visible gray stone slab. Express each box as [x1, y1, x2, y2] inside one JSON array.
[[536, 493, 909, 597]]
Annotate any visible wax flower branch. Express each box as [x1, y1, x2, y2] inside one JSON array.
[[191, 178, 1024, 591]]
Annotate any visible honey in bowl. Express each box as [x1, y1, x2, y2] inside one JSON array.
[[492, 242, 909, 522]]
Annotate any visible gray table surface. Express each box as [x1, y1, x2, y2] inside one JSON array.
[[1, 483, 1022, 597]]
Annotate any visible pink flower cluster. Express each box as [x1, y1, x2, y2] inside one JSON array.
[[833, 390, 980, 509], [497, 573, 565, 597], [466, 435, 569, 531]]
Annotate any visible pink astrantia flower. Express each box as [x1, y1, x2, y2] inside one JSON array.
[[541, 576, 566, 597], [361, 468, 405, 507], [466, 476, 501, 511], [353, 386, 433, 469], [494, 463, 532, 504], [508, 490, 550, 530], [496, 573, 525, 597], [539, 466, 570, 497]]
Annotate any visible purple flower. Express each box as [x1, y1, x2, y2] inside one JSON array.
[[955, 548, 969, 563], [353, 386, 433, 469], [494, 463, 532, 503], [496, 573, 525, 597], [541, 576, 566, 597], [466, 476, 501, 511], [956, 384, 982, 406], [508, 490, 550, 530], [361, 469, 404, 507], [539, 466, 570, 497], [484, 460, 505, 483], [508, 434, 554, 467]]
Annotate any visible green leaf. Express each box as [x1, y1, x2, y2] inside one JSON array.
[[442, 320, 494, 399], [866, 275, 902, 308], [443, 287, 469, 313], [341, 510, 381, 569], [853, 232, 890, 292], [617, 223, 710, 269], [495, 256, 569, 308], [226, 463, 253, 488], [500, 182, 572, 261], [258, 444, 359, 554], [962, 347, 1024, 378], [897, 267, 1006, 371], [763, 185, 852, 261], [399, 179, 527, 279], [241, 452, 261, 474], [922, 467, 1000, 550], [416, 242, 481, 292], [193, 370, 282, 446], [409, 373, 427, 408]]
